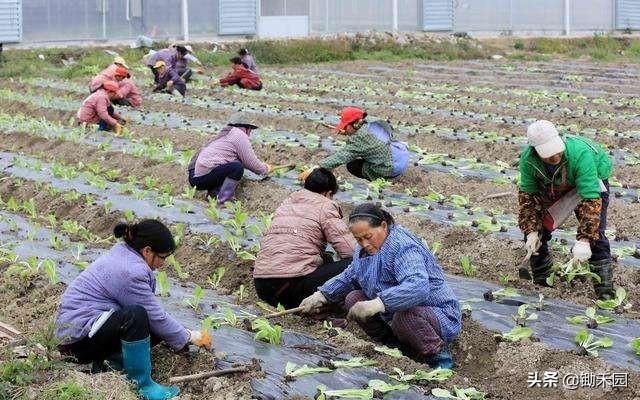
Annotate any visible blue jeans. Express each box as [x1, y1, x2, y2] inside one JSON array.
[[188, 161, 243, 191]]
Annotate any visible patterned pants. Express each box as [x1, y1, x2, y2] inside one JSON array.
[[345, 290, 445, 357]]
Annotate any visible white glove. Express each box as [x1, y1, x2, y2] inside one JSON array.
[[525, 232, 541, 255], [299, 291, 327, 313], [189, 329, 212, 350], [347, 297, 386, 321], [572, 240, 592, 262]]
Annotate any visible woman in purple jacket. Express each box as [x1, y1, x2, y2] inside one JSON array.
[[56, 220, 210, 400]]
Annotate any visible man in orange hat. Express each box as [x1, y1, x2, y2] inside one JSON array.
[[77, 80, 126, 135], [299, 107, 408, 182]]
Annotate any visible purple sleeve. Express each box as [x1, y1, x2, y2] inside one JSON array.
[[233, 130, 268, 175], [169, 68, 185, 85], [115, 270, 189, 350]]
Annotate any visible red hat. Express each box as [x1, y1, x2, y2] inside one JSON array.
[[114, 66, 129, 78], [102, 80, 119, 93], [335, 107, 365, 133]]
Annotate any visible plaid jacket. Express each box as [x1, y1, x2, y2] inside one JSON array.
[[320, 225, 461, 343], [319, 122, 394, 180]]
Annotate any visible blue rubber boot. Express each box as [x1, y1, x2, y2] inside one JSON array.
[[216, 178, 240, 205], [121, 337, 180, 400], [427, 347, 454, 370]]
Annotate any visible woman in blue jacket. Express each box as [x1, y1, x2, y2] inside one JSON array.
[[299, 203, 461, 369]]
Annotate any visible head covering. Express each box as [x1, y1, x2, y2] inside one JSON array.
[[335, 107, 366, 133], [527, 120, 565, 158], [184, 45, 193, 53], [227, 112, 259, 129], [102, 80, 119, 93], [114, 66, 129, 78], [113, 56, 130, 69], [153, 60, 166, 69]]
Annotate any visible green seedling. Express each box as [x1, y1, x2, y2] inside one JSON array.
[[179, 203, 193, 214], [6, 197, 19, 212], [285, 362, 332, 379], [63, 190, 82, 202], [61, 220, 85, 236], [546, 260, 600, 286], [368, 380, 410, 395], [49, 235, 64, 250], [251, 318, 282, 344], [165, 255, 188, 279], [143, 176, 158, 190], [259, 212, 273, 229], [84, 194, 96, 207], [391, 367, 453, 382], [41, 259, 57, 285], [195, 234, 219, 247], [223, 308, 237, 327], [498, 273, 512, 285], [511, 304, 538, 327], [21, 198, 37, 219], [156, 192, 175, 208], [459, 256, 476, 277], [236, 284, 246, 301], [594, 287, 632, 312], [534, 293, 545, 311], [5, 256, 40, 281], [156, 270, 170, 297], [495, 326, 533, 342], [449, 194, 469, 208], [45, 213, 57, 227], [566, 307, 614, 328], [430, 241, 442, 255], [315, 385, 373, 400], [207, 267, 226, 290], [104, 169, 120, 181], [181, 185, 197, 199], [201, 315, 220, 332], [205, 199, 220, 221], [374, 345, 404, 358], [329, 357, 377, 369], [183, 285, 205, 311], [483, 287, 519, 302], [629, 338, 640, 356], [123, 210, 135, 222], [247, 223, 263, 236], [574, 329, 613, 357], [367, 178, 390, 195], [171, 223, 186, 248], [431, 386, 485, 400]]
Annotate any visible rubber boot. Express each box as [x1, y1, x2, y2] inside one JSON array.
[[217, 178, 240, 205], [426, 347, 454, 370], [529, 253, 553, 287], [121, 337, 180, 400], [590, 259, 614, 300]]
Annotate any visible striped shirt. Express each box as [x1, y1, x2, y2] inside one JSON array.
[[319, 225, 461, 343], [194, 127, 268, 177]]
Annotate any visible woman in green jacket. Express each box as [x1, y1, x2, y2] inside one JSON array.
[[518, 120, 613, 299]]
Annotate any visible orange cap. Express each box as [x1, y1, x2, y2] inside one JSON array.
[[335, 107, 365, 133], [114, 66, 129, 78]]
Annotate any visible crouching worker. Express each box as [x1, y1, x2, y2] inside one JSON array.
[[299, 203, 461, 369], [253, 168, 356, 309], [77, 80, 126, 134], [518, 120, 613, 299], [55, 220, 212, 400], [215, 57, 262, 91], [152, 60, 186, 97], [187, 113, 271, 204], [299, 107, 409, 182]]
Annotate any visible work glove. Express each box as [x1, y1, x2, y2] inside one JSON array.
[[299, 291, 327, 313], [347, 298, 385, 321], [167, 80, 174, 88], [525, 231, 541, 256], [571, 240, 592, 263], [113, 123, 123, 135], [189, 329, 213, 350]]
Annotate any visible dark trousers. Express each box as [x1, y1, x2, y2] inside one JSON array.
[[533, 180, 611, 266], [345, 290, 445, 357], [150, 66, 159, 83], [113, 98, 131, 107], [346, 159, 366, 179], [178, 67, 193, 82], [254, 258, 351, 309], [188, 161, 244, 191], [58, 305, 152, 364], [98, 105, 117, 131]]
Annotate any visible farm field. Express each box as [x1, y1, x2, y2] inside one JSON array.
[[1, 53, 640, 400]]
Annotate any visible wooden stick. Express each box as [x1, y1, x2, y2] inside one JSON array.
[[262, 306, 305, 319], [317, 121, 336, 130], [479, 191, 515, 201], [169, 366, 249, 384]]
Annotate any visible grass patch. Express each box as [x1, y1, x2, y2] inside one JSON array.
[[42, 380, 96, 400]]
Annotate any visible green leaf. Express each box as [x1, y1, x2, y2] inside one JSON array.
[[497, 326, 533, 342], [373, 345, 404, 358], [367, 379, 409, 394], [285, 362, 332, 378], [330, 357, 376, 369], [574, 329, 590, 345], [431, 388, 456, 398], [629, 338, 640, 356]]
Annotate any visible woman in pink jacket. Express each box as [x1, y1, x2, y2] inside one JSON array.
[[253, 168, 356, 309], [77, 81, 126, 134]]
